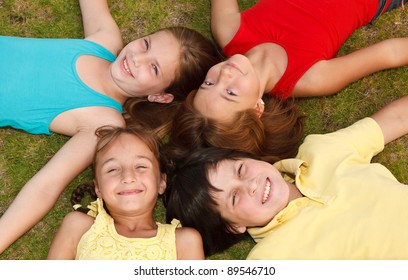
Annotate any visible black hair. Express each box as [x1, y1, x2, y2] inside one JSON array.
[[165, 147, 259, 256]]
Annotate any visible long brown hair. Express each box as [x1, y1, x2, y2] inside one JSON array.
[[124, 26, 221, 131], [164, 90, 305, 165]]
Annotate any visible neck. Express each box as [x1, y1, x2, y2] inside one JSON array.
[[103, 64, 128, 105], [77, 56, 128, 105], [245, 43, 287, 94], [110, 210, 157, 235], [287, 182, 304, 202]]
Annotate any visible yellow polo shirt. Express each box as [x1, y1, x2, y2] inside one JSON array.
[[248, 118, 408, 259]]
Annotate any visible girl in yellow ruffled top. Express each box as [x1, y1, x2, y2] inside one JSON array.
[[47, 126, 204, 260]]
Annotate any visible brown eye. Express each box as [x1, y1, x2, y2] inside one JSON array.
[[226, 89, 236, 96], [203, 81, 214, 86]]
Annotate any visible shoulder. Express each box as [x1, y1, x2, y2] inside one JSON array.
[[87, 107, 126, 128], [293, 60, 331, 96], [55, 211, 95, 240], [78, 106, 125, 126], [299, 118, 384, 161], [51, 106, 125, 135], [175, 227, 202, 242], [62, 211, 95, 242], [62, 211, 95, 231], [175, 227, 205, 260]]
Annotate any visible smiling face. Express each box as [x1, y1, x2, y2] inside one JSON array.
[[93, 133, 166, 215], [193, 54, 263, 122], [208, 157, 291, 232], [111, 30, 181, 97]]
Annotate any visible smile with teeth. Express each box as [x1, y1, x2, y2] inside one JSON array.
[[262, 179, 271, 204], [123, 58, 132, 76], [118, 189, 142, 195]]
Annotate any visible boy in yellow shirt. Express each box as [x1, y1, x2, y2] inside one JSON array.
[[166, 95, 408, 259]]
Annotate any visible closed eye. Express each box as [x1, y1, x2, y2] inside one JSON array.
[[143, 38, 149, 50], [237, 163, 243, 177], [232, 191, 237, 206], [136, 164, 148, 170]]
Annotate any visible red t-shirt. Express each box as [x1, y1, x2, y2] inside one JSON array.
[[223, 0, 378, 99]]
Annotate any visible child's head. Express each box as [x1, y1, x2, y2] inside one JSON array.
[[193, 54, 263, 122], [166, 147, 290, 255], [122, 27, 221, 133], [116, 26, 221, 102], [164, 91, 304, 165], [92, 126, 166, 215], [162, 27, 222, 102]]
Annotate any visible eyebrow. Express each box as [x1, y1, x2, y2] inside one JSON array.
[[100, 155, 153, 167]]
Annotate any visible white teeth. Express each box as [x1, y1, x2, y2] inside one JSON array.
[[123, 59, 131, 74], [262, 180, 271, 203]]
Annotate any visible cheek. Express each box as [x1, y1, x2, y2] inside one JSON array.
[[162, 66, 178, 86], [243, 81, 259, 98], [132, 71, 154, 90], [125, 41, 140, 52]]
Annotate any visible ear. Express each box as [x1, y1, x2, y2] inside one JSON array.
[[158, 173, 167, 195], [254, 98, 265, 118], [93, 179, 103, 199], [147, 93, 174, 104], [230, 223, 247, 234]]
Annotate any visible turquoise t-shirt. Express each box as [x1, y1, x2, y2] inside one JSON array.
[[0, 36, 122, 134]]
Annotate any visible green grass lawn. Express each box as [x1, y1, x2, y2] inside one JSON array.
[[0, 0, 407, 260]]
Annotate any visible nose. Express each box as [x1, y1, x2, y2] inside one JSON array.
[[219, 65, 234, 79], [247, 177, 257, 197], [121, 168, 136, 184], [131, 53, 149, 68]]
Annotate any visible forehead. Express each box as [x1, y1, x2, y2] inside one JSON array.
[[151, 31, 181, 75], [151, 31, 180, 57], [96, 134, 155, 161], [208, 159, 235, 185], [194, 88, 236, 122]]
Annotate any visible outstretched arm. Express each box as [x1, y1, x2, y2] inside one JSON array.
[[0, 106, 125, 254], [210, 0, 241, 48], [0, 130, 98, 254], [371, 95, 408, 145], [47, 211, 94, 259], [79, 0, 123, 55], [294, 38, 408, 97]]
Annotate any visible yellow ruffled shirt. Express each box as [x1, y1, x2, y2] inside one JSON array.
[[75, 198, 180, 260]]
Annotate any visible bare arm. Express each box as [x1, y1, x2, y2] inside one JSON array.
[[175, 227, 205, 260], [0, 106, 125, 254], [371, 95, 408, 145], [0, 107, 125, 254], [47, 211, 94, 259], [294, 38, 408, 97], [79, 0, 123, 55], [0, 130, 98, 254], [210, 0, 241, 48]]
